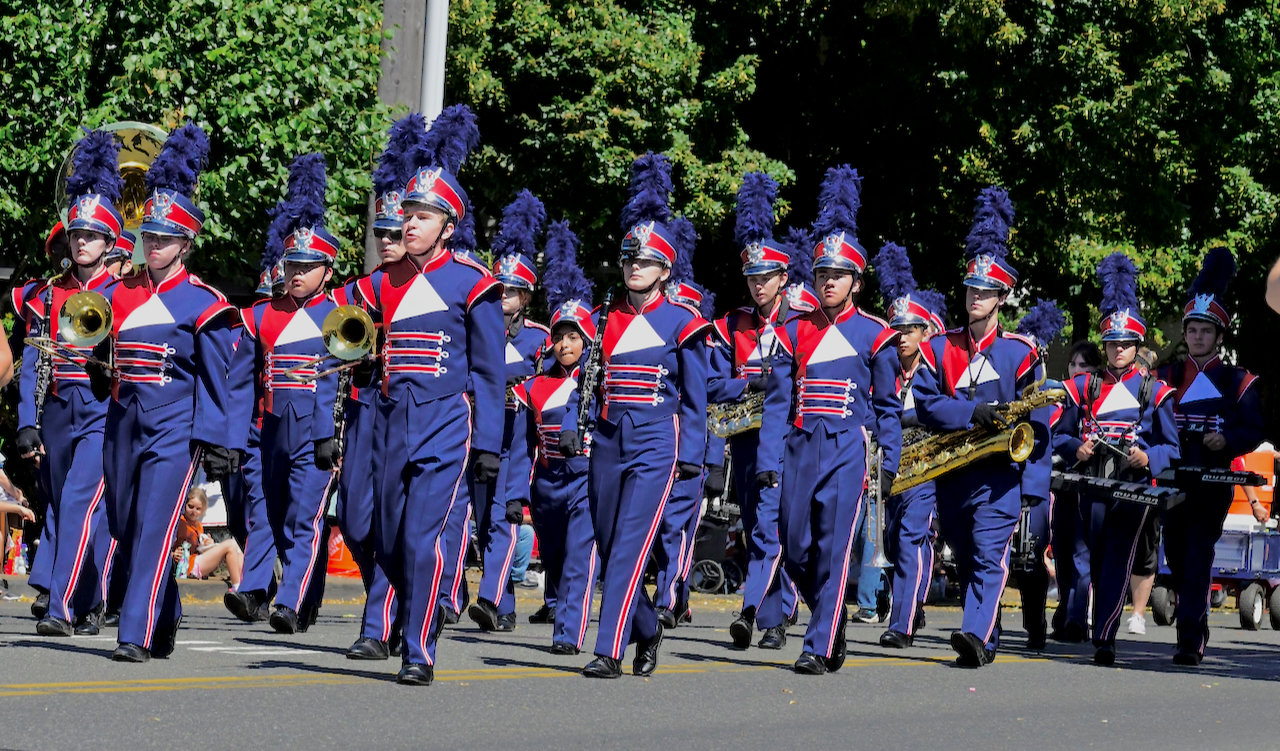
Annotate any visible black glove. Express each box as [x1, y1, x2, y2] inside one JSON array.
[[880, 468, 897, 496], [352, 356, 377, 388], [745, 375, 768, 394], [971, 403, 1008, 432], [557, 429, 582, 457], [756, 470, 779, 489], [1023, 494, 1044, 508], [85, 360, 112, 402], [677, 462, 702, 481], [703, 464, 726, 499], [505, 499, 525, 524], [472, 450, 501, 484], [199, 443, 240, 482], [15, 426, 42, 459], [506, 373, 525, 388], [314, 437, 341, 471]]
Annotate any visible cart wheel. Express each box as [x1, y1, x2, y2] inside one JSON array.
[[721, 560, 745, 595], [1210, 587, 1228, 609], [1150, 586, 1175, 626], [690, 560, 725, 595], [1238, 583, 1265, 631], [1269, 587, 1280, 631]]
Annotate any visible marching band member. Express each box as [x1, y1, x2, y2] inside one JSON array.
[[757, 166, 902, 675], [1055, 254, 1179, 664], [104, 231, 136, 278], [18, 130, 122, 636], [468, 191, 549, 633], [1154, 248, 1263, 665], [714, 172, 801, 650], [228, 154, 343, 635], [96, 124, 242, 662], [332, 115, 421, 659], [912, 187, 1050, 668], [357, 105, 505, 685], [871, 242, 945, 649], [579, 152, 709, 679], [510, 219, 599, 654]]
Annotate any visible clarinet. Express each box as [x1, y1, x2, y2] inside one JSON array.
[[33, 341, 52, 431], [576, 286, 616, 440], [331, 365, 353, 461]]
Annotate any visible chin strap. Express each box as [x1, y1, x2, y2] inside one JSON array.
[[409, 222, 450, 265]]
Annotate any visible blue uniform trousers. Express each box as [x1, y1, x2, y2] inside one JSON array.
[[1013, 499, 1052, 638], [886, 481, 936, 636], [531, 463, 599, 649], [27, 462, 55, 594], [934, 461, 1021, 652], [375, 392, 471, 667], [1083, 496, 1149, 646], [232, 430, 278, 600], [336, 397, 398, 642], [42, 390, 111, 623], [1162, 486, 1233, 657], [1052, 491, 1089, 632], [778, 423, 867, 659], [437, 481, 472, 615], [261, 407, 337, 617], [654, 472, 704, 612], [104, 399, 202, 653], [473, 419, 518, 616], [730, 433, 799, 629], [588, 414, 678, 660]]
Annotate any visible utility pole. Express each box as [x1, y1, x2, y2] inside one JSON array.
[[420, 0, 449, 121]]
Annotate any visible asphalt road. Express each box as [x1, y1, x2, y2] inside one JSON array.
[[1, 580, 1278, 751]]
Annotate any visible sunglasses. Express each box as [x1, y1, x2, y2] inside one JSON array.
[[374, 229, 403, 242]]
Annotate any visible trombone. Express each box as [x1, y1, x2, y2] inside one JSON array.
[[26, 290, 115, 372], [284, 305, 377, 383]]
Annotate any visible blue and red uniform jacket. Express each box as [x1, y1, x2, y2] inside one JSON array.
[[1052, 365, 1181, 477], [709, 303, 786, 404], [595, 294, 710, 466], [101, 267, 241, 445], [511, 363, 590, 498], [1154, 355, 1263, 468], [17, 266, 117, 430], [912, 325, 1050, 502], [354, 251, 505, 454], [757, 304, 903, 475], [9, 279, 47, 376]]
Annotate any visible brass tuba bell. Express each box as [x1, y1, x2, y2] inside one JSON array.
[[55, 122, 168, 232]]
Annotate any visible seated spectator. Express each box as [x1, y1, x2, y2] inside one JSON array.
[[174, 487, 244, 590]]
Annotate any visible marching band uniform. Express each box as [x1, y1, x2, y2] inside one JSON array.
[[100, 124, 242, 662], [912, 187, 1051, 667], [758, 166, 902, 674], [18, 131, 123, 636], [469, 191, 549, 632], [1054, 254, 1179, 663], [1154, 248, 1263, 665]]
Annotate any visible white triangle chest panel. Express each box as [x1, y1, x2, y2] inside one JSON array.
[[807, 327, 857, 365], [747, 326, 776, 362], [953, 353, 1001, 390], [1180, 372, 1222, 405], [505, 342, 523, 365], [611, 315, 665, 356], [392, 274, 448, 322], [903, 388, 917, 413], [118, 294, 176, 332], [1095, 382, 1141, 417], [543, 378, 577, 412], [275, 310, 324, 347]]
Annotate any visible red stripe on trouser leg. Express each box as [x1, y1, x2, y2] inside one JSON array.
[[144, 450, 201, 649]]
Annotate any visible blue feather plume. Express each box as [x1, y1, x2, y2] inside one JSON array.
[[1097, 252, 1140, 315], [620, 152, 673, 230], [374, 113, 429, 196], [698, 284, 716, 320], [492, 190, 546, 258], [964, 186, 1015, 261], [915, 289, 947, 321], [783, 226, 813, 286], [1017, 299, 1067, 344], [543, 219, 594, 315], [873, 242, 917, 304], [145, 123, 209, 196], [812, 165, 862, 239], [669, 216, 697, 285], [733, 172, 778, 247], [1187, 247, 1236, 300], [415, 104, 481, 175], [449, 199, 477, 251], [66, 129, 123, 203], [263, 153, 327, 271]]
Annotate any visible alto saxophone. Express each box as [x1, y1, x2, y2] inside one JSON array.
[[708, 391, 764, 439], [890, 378, 1067, 496]]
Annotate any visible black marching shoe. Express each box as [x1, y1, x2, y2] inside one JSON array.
[[1026, 628, 1047, 651], [269, 606, 300, 635], [150, 618, 180, 659], [827, 607, 849, 672], [880, 629, 912, 649], [632, 625, 664, 677], [549, 642, 580, 656], [914, 608, 926, 632], [346, 637, 391, 660], [1173, 649, 1202, 666], [793, 652, 828, 675], [224, 590, 269, 623], [468, 599, 501, 632], [656, 608, 677, 630], [103, 610, 121, 628], [441, 607, 460, 626], [678, 607, 692, 625], [951, 631, 995, 668], [528, 605, 556, 624], [582, 654, 623, 679], [112, 643, 150, 663], [495, 613, 517, 632], [397, 662, 434, 686], [1093, 644, 1116, 666], [758, 625, 787, 650], [1050, 620, 1087, 643], [75, 607, 104, 636], [787, 608, 800, 627], [729, 612, 755, 649], [31, 592, 50, 620], [36, 617, 73, 637]]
